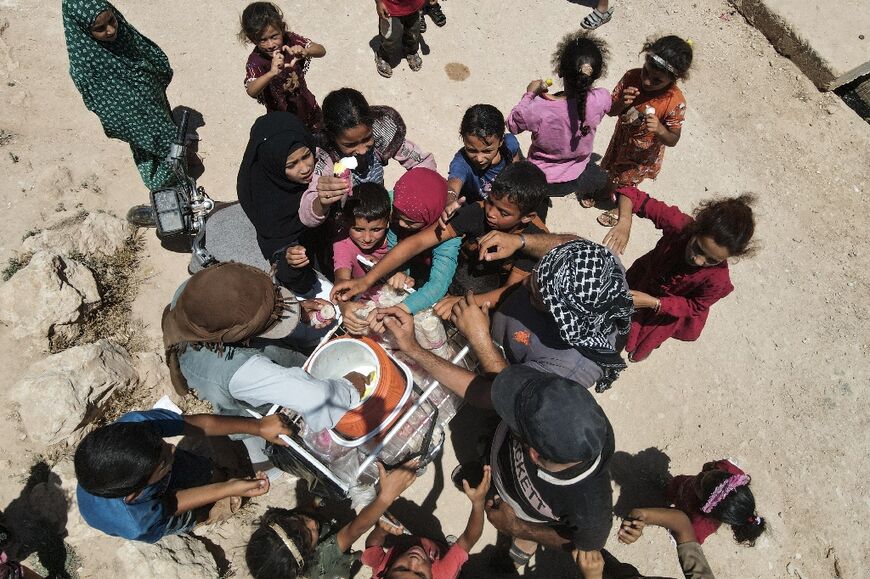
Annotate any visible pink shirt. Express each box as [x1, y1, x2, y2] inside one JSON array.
[[332, 236, 390, 279], [507, 88, 611, 184], [361, 540, 469, 579]]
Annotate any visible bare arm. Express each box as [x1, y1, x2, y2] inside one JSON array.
[[628, 507, 697, 544], [377, 307, 493, 408], [303, 41, 326, 58], [508, 518, 573, 550], [182, 414, 290, 444], [478, 231, 580, 262], [457, 501, 486, 552], [174, 474, 269, 515]]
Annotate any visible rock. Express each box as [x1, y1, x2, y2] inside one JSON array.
[[0, 251, 100, 349], [23, 211, 130, 257], [133, 351, 180, 406], [114, 535, 219, 578], [9, 340, 137, 445]]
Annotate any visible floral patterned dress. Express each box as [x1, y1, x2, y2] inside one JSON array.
[[601, 68, 687, 187], [244, 32, 322, 131]]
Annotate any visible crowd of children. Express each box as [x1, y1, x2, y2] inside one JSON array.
[[57, 1, 768, 577]]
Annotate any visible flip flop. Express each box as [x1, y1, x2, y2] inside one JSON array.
[[406, 53, 423, 72], [375, 54, 393, 78], [597, 210, 619, 227], [581, 7, 614, 30], [509, 540, 536, 568]]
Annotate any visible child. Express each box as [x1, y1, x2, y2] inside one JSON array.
[[362, 465, 491, 578], [507, 31, 611, 220], [333, 182, 393, 284], [334, 169, 461, 328], [375, 0, 425, 77], [666, 459, 765, 546], [443, 104, 522, 220], [239, 2, 326, 131], [596, 35, 692, 227], [603, 507, 717, 579], [332, 182, 394, 333], [74, 409, 291, 543], [245, 460, 419, 578], [331, 162, 547, 319], [603, 187, 756, 362]]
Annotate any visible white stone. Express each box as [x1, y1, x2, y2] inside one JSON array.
[[9, 340, 137, 445], [0, 251, 100, 349], [23, 211, 131, 257]]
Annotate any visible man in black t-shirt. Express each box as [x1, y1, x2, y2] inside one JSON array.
[[372, 308, 615, 567]]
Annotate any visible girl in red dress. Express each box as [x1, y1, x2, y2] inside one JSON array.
[[603, 186, 756, 362], [239, 2, 326, 131], [666, 459, 766, 546]]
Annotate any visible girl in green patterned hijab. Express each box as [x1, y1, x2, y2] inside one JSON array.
[[63, 0, 178, 192]]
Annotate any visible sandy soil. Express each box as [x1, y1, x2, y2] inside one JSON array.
[[0, 0, 868, 577]]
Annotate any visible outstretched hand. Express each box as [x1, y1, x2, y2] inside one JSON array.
[[375, 306, 421, 353], [437, 196, 465, 229], [450, 292, 492, 346], [477, 230, 523, 262], [331, 277, 370, 302]]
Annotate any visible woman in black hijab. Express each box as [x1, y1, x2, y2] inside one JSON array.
[[238, 112, 318, 293]]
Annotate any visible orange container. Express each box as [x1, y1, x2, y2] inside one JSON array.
[[306, 336, 410, 440]]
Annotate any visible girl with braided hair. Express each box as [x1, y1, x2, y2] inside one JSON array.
[[507, 31, 611, 221]]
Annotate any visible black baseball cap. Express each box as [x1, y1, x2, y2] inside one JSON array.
[[491, 365, 611, 464]]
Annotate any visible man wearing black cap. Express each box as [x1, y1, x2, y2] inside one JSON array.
[[376, 306, 614, 565]]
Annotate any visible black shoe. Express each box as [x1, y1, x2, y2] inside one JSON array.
[[428, 3, 446, 26], [418, 10, 427, 33], [126, 204, 157, 227]]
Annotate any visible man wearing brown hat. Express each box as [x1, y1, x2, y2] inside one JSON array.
[[376, 306, 614, 568], [162, 263, 365, 432]]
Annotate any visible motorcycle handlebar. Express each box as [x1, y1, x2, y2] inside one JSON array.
[[176, 110, 190, 145]]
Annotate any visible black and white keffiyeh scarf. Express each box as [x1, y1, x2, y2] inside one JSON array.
[[535, 239, 634, 392]]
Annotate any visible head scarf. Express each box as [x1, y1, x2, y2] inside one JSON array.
[[161, 262, 295, 394], [392, 168, 448, 232], [237, 112, 315, 260], [62, 0, 177, 189], [535, 239, 634, 392]]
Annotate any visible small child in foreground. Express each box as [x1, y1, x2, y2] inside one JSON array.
[[245, 460, 419, 578], [75, 409, 291, 543], [666, 459, 765, 546], [362, 465, 491, 579], [239, 2, 326, 130]]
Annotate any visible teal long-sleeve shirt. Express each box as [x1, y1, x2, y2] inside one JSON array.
[[385, 229, 461, 314]]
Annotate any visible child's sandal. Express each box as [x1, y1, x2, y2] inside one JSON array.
[[508, 541, 536, 569], [597, 210, 619, 227], [406, 53, 423, 72], [580, 7, 614, 30], [375, 55, 393, 78], [418, 10, 427, 33], [427, 3, 447, 26], [579, 196, 597, 209]]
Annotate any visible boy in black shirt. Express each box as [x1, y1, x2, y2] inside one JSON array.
[[331, 161, 548, 317]]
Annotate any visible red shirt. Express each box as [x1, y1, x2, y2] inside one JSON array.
[[666, 459, 745, 544], [619, 187, 734, 361], [362, 539, 468, 579], [382, 0, 426, 17]]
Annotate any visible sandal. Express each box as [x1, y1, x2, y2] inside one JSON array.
[[418, 10, 427, 33], [427, 3, 447, 27], [597, 210, 619, 227], [406, 52, 423, 72], [580, 7, 614, 30], [509, 540, 537, 569], [580, 196, 597, 209], [375, 54, 393, 78]]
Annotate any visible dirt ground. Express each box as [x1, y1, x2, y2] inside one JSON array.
[[0, 0, 868, 577]]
